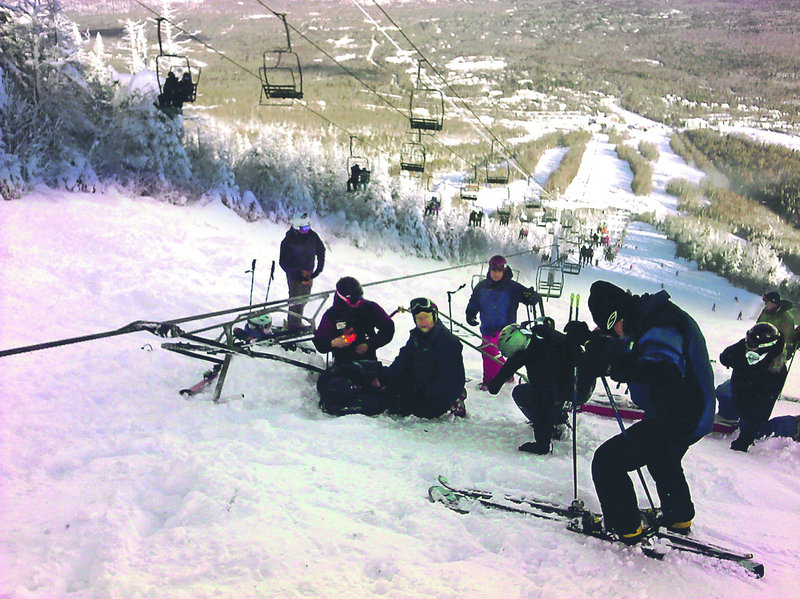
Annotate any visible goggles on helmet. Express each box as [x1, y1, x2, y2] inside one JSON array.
[[409, 297, 436, 314], [336, 290, 363, 307]]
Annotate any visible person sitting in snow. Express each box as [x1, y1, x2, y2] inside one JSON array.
[[375, 298, 467, 419], [485, 318, 594, 454], [466, 255, 543, 390], [313, 277, 395, 365], [719, 322, 785, 452]]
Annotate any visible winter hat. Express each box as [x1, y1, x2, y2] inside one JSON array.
[[336, 277, 363, 301], [588, 281, 634, 332], [762, 291, 781, 304], [292, 212, 311, 230], [489, 255, 507, 270]]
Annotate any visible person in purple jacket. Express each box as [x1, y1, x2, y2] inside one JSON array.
[[313, 277, 395, 365], [279, 212, 326, 331]]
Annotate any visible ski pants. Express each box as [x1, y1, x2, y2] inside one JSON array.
[[480, 332, 505, 384], [286, 275, 312, 330], [758, 415, 800, 440], [592, 419, 693, 535], [512, 383, 566, 445]]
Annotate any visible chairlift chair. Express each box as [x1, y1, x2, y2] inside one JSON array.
[[346, 136, 371, 190], [259, 14, 303, 104], [460, 183, 479, 201], [400, 138, 426, 173], [536, 263, 564, 298], [485, 143, 509, 185], [155, 18, 201, 110], [409, 61, 444, 132]]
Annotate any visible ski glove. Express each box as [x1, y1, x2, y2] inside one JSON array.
[[521, 287, 540, 305]]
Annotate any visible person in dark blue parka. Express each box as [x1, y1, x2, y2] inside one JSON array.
[[465, 255, 542, 388], [279, 212, 325, 330], [378, 298, 467, 419], [583, 281, 715, 543]]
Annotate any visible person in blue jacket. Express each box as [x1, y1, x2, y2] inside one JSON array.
[[376, 298, 467, 419], [582, 280, 715, 544], [466, 255, 542, 389]]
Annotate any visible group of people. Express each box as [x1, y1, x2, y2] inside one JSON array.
[[276, 210, 799, 546], [157, 70, 194, 109], [346, 164, 371, 192], [716, 290, 798, 451], [578, 245, 595, 266]]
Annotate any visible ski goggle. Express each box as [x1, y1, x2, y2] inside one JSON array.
[[409, 297, 436, 314], [336, 290, 363, 307], [297, 225, 311, 233]]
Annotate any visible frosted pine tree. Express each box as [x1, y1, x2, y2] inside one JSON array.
[[123, 19, 147, 73], [86, 33, 111, 84]]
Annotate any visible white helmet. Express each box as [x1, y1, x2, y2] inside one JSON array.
[[292, 212, 310, 230]]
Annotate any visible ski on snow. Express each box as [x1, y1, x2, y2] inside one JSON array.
[[428, 475, 764, 578]]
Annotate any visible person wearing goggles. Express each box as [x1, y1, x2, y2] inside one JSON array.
[[279, 212, 326, 330], [719, 322, 785, 452], [312, 277, 395, 365], [373, 297, 466, 419]]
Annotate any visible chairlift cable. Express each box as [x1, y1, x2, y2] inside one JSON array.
[[365, 0, 555, 198]]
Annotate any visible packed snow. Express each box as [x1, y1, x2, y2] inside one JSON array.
[[2, 129, 800, 597]]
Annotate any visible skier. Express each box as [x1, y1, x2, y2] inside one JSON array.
[[375, 298, 466, 419], [487, 318, 593, 454], [720, 322, 785, 452], [158, 71, 179, 108], [279, 212, 326, 331], [465, 255, 543, 390], [312, 277, 394, 365], [582, 280, 715, 543], [756, 291, 798, 388]]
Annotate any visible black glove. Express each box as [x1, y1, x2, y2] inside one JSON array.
[[467, 315, 479, 327], [521, 287, 540, 305], [579, 334, 615, 379], [563, 320, 590, 347], [608, 350, 637, 383]]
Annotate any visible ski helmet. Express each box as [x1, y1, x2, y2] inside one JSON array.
[[292, 212, 311, 230], [249, 313, 273, 328], [409, 297, 438, 321], [745, 322, 780, 351], [498, 324, 531, 357]]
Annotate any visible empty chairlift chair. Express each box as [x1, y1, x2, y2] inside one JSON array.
[[259, 14, 303, 104]]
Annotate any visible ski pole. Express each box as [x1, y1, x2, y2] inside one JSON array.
[[246, 259, 257, 309], [569, 293, 574, 321], [264, 260, 276, 302], [570, 363, 583, 511], [446, 283, 466, 332], [599, 376, 657, 511]]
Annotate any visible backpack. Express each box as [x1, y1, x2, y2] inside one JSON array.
[[316, 360, 388, 416]]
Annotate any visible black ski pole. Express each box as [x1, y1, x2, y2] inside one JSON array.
[[446, 283, 466, 332], [570, 363, 583, 511], [599, 375, 657, 511], [264, 260, 276, 302], [246, 259, 257, 310]]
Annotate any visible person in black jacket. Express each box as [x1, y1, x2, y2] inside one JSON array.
[[279, 212, 325, 330], [720, 322, 785, 452], [582, 281, 715, 543], [487, 318, 592, 454], [312, 277, 395, 365], [376, 298, 467, 419]]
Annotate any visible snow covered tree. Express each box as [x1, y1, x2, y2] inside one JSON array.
[[85, 32, 110, 84], [123, 18, 147, 73]]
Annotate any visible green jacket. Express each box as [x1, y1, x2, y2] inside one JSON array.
[[757, 299, 798, 372]]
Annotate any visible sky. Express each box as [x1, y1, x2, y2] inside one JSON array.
[[1, 108, 800, 598]]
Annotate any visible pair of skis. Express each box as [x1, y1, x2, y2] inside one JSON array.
[[428, 475, 764, 578]]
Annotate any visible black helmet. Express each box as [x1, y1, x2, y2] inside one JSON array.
[[745, 322, 780, 351], [336, 277, 363, 304]]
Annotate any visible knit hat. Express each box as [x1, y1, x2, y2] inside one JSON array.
[[336, 277, 363, 301], [588, 281, 634, 332], [489, 255, 507, 270], [762, 291, 781, 304]]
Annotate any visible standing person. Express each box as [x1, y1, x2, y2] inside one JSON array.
[[376, 298, 467, 419], [487, 319, 593, 454], [466, 255, 542, 390], [582, 281, 715, 543], [756, 291, 798, 389], [313, 277, 394, 365], [279, 212, 325, 331], [720, 322, 785, 452]]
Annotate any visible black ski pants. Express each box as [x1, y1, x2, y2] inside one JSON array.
[[512, 383, 566, 445], [592, 419, 694, 535]]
